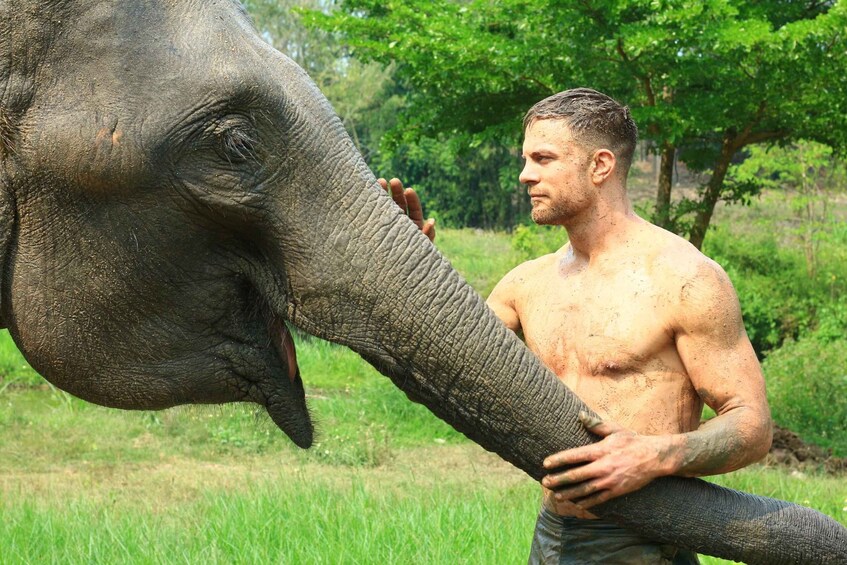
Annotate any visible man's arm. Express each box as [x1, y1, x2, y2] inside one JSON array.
[[485, 265, 524, 334], [541, 259, 772, 509], [667, 259, 773, 474]]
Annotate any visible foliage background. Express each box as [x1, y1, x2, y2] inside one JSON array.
[[304, 0, 847, 248]]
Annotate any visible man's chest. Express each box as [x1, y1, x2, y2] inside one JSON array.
[[514, 270, 678, 379]]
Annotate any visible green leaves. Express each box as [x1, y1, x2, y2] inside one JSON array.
[[316, 0, 844, 152]]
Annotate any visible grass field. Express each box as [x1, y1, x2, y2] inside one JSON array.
[[1, 225, 846, 564]]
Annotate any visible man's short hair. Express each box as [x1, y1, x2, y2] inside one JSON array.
[[523, 88, 638, 175]]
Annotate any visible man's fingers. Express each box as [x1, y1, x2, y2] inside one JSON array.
[[542, 458, 603, 489], [407, 190, 436, 241], [543, 445, 597, 469], [569, 489, 614, 510], [378, 177, 407, 210], [543, 469, 588, 490], [388, 178, 407, 211], [549, 473, 605, 502], [422, 218, 436, 242], [379, 176, 435, 242], [405, 188, 424, 227]]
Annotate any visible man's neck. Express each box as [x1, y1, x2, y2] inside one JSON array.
[[561, 191, 637, 263]]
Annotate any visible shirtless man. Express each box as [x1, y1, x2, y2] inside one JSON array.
[[381, 87, 772, 564]]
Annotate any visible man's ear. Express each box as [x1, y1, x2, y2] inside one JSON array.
[[590, 149, 617, 185]]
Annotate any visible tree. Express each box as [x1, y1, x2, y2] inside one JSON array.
[[247, 0, 531, 228], [308, 0, 847, 246]]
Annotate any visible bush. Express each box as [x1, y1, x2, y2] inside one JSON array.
[[815, 296, 847, 343], [763, 335, 847, 456], [704, 227, 820, 356], [510, 223, 565, 261]]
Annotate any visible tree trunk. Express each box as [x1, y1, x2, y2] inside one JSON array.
[[653, 143, 675, 230], [689, 140, 735, 250]]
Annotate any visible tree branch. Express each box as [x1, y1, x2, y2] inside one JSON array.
[[730, 100, 770, 151], [615, 37, 659, 123]]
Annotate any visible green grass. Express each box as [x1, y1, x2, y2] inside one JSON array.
[[1, 351, 844, 564], [0, 395, 843, 565], [0, 329, 41, 388], [434, 227, 523, 297], [1, 378, 844, 564], [5, 470, 837, 565], [296, 336, 382, 390], [1, 474, 539, 564]]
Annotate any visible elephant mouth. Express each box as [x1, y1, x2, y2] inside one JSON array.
[[256, 303, 312, 448], [268, 314, 299, 384]]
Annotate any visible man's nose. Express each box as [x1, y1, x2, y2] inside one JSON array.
[[519, 163, 537, 185]]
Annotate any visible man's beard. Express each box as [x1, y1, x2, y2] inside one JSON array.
[[530, 202, 570, 225]]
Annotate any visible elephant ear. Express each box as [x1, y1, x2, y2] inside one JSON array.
[[0, 109, 16, 329]]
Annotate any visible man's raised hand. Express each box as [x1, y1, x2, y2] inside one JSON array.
[[378, 177, 436, 242]]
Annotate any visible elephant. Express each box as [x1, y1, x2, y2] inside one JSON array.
[[0, 1, 845, 563]]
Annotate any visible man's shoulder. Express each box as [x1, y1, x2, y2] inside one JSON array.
[[488, 248, 563, 303], [504, 248, 563, 282], [639, 224, 740, 327], [642, 223, 726, 284]]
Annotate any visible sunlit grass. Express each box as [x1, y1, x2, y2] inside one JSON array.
[[1, 376, 844, 564], [1, 474, 539, 564], [434, 228, 519, 298]]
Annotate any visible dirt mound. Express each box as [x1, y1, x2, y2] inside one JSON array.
[[766, 425, 847, 474]]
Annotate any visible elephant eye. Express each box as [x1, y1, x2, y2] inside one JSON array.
[[212, 117, 259, 164], [222, 128, 256, 161]]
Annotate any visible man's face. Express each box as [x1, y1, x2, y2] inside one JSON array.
[[520, 119, 594, 225]]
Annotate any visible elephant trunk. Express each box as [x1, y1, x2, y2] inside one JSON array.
[[282, 169, 592, 476], [603, 477, 847, 564]]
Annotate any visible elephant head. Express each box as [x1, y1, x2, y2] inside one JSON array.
[[0, 1, 844, 563]]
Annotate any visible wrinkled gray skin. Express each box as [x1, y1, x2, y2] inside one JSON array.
[[0, 2, 844, 563]]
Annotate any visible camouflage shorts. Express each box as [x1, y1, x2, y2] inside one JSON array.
[[528, 507, 701, 565]]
